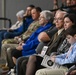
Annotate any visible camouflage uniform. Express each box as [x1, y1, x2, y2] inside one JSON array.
[[1, 20, 40, 62], [2, 20, 40, 44]]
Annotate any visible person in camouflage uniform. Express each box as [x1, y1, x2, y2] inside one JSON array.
[[2, 20, 40, 44], [2, 7, 42, 44], [1, 7, 42, 66]]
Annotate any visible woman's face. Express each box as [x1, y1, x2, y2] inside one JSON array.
[[39, 14, 47, 25], [64, 17, 74, 30]]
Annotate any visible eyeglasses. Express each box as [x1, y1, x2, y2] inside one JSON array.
[[54, 17, 63, 21]]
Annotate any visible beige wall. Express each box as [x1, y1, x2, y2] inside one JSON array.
[[0, 0, 62, 28]]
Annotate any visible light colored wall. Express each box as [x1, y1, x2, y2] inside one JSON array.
[[0, 0, 62, 27], [0, 0, 2, 28]]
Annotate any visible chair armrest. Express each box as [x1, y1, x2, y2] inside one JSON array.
[[0, 17, 12, 28], [62, 63, 76, 68]]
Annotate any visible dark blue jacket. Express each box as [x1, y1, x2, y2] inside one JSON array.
[[4, 17, 33, 39], [22, 22, 53, 56], [14, 16, 33, 33]]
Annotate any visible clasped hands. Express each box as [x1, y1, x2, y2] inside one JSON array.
[[16, 41, 25, 51]]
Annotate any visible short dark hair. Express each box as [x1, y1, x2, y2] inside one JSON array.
[[33, 7, 42, 12], [65, 25, 76, 36], [28, 5, 35, 8]]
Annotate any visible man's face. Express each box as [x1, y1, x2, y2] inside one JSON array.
[[54, 12, 64, 29], [31, 9, 40, 20], [25, 7, 32, 16]]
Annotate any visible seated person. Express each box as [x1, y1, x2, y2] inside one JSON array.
[[24, 13, 76, 75], [35, 10, 63, 53], [11, 10, 53, 64], [2, 7, 42, 44], [16, 10, 67, 75], [7, 10, 24, 31], [0, 10, 25, 53], [0, 5, 34, 53], [2, 10, 24, 44], [2, 5, 35, 44], [1, 5, 35, 40], [35, 25, 76, 75], [1, 7, 42, 68]]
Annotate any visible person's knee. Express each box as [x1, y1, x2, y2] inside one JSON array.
[[17, 57, 23, 66], [29, 55, 36, 62], [4, 32, 9, 39], [2, 44, 7, 49], [1, 44, 8, 56], [7, 48, 12, 54], [7, 48, 14, 63], [21, 59, 28, 68], [36, 42, 48, 54], [35, 69, 44, 75]]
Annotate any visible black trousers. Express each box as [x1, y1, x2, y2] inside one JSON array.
[[17, 55, 45, 75], [16, 42, 47, 75], [16, 56, 29, 75], [12, 49, 22, 59]]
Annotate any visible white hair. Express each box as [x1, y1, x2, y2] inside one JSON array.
[[16, 10, 24, 18], [60, 11, 67, 17], [56, 10, 67, 17], [40, 10, 53, 21]]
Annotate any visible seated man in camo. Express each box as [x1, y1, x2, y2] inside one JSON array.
[[1, 7, 42, 64]]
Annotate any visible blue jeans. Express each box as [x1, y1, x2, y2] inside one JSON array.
[[4, 31, 21, 39]]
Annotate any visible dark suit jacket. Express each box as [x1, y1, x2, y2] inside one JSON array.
[[46, 29, 65, 56]]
